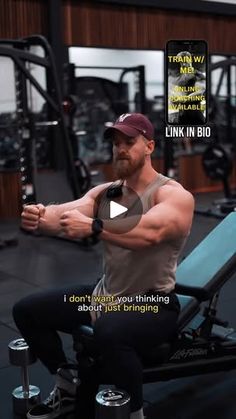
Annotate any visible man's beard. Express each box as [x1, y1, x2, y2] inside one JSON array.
[[113, 154, 145, 179]]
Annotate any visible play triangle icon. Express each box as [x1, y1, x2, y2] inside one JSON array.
[[110, 201, 128, 219]]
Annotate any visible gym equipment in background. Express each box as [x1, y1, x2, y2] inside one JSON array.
[[8, 338, 40, 416], [202, 144, 233, 185], [0, 35, 97, 246], [209, 57, 236, 146], [0, 35, 81, 205], [203, 144, 236, 208], [195, 144, 236, 218], [64, 64, 146, 166]]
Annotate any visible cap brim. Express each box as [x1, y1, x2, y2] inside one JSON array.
[[104, 124, 140, 140]]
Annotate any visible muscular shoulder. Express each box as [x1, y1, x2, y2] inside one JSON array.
[[86, 182, 113, 199], [145, 179, 194, 240], [72, 182, 113, 209], [154, 179, 194, 207]]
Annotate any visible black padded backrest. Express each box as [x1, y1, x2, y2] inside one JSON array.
[[177, 295, 199, 329], [176, 212, 236, 301]]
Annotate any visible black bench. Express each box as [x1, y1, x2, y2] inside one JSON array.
[[74, 212, 236, 385]]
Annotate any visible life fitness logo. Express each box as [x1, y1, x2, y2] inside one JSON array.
[[118, 113, 131, 123]]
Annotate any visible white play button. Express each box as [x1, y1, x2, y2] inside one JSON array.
[[110, 201, 128, 219], [94, 185, 143, 234]]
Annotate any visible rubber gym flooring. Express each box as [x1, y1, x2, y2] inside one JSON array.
[[0, 192, 236, 419]]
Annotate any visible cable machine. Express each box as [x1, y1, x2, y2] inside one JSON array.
[[0, 35, 81, 207], [196, 57, 236, 218]]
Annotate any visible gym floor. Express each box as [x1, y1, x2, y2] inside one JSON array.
[[0, 192, 236, 419]]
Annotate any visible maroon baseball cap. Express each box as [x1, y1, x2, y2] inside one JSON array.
[[104, 113, 154, 140]]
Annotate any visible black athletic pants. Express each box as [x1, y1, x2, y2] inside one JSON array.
[[13, 284, 180, 415]]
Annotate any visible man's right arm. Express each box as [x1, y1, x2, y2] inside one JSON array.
[[21, 182, 112, 235]]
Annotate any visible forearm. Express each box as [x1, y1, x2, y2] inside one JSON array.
[[38, 204, 63, 235], [39, 200, 93, 235]]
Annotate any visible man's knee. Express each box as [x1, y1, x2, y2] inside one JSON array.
[[93, 318, 124, 351]]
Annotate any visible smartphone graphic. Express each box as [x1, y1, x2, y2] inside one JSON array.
[[165, 40, 208, 125]]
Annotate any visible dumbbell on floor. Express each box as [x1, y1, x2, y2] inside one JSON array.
[[95, 389, 130, 419], [8, 338, 41, 416]]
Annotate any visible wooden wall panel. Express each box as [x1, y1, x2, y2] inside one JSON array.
[[178, 154, 236, 193], [0, 172, 21, 218], [0, 0, 48, 39], [63, 1, 236, 53], [63, 2, 138, 48]]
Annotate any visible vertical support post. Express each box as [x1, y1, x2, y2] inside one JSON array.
[[138, 65, 146, 114], [15, 64, 37, 205]]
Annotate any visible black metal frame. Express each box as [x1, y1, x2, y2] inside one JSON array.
[[119, 65, 146, 114], [71, 64, 147, 114], [143, 306, 236, 383], [0, 35, 81, 204], [210, 57, 236, 144]]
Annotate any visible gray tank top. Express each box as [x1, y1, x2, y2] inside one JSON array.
[[90, 174, 187, 321]]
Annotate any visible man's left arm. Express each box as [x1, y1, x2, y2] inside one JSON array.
[[100, 188, 194, 249], [60, 186, 194, 250]]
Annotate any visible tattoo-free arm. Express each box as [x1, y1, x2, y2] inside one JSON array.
[[100, 187, 194, 249], [38, 182, 112, 234]]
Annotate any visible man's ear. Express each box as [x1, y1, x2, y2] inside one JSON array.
[[145, 139, 155, 155]]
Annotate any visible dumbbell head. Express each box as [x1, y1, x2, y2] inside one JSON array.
[[8, 338, 36, 366], [12, 385, 41, 416], [95, 389, 130, 419]]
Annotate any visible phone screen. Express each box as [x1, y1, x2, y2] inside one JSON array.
[[165, 40, 208, 126]]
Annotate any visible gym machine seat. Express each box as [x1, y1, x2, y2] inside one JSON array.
[[73, 212, 236, 385]]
